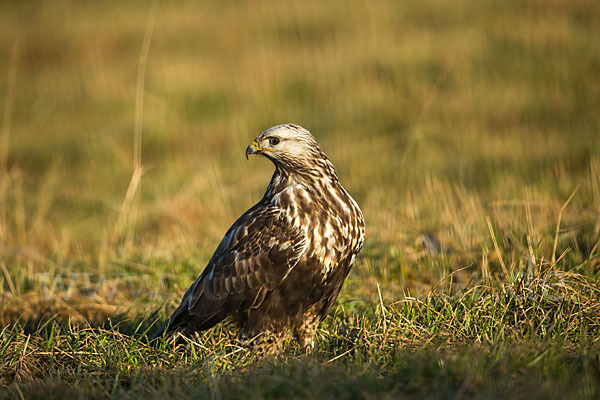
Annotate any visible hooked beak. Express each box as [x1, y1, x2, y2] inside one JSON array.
[[245, 140, 260, 160]]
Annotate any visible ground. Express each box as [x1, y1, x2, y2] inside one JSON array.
[[0, 0, 599, 398]]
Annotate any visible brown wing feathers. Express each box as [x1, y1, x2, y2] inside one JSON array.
[[150, 207, 305, 340]]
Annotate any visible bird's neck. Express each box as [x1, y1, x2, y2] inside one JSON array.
[[264, 161, 339, 201]]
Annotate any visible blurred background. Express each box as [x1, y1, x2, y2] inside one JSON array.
[[0, 0, 598, 321]]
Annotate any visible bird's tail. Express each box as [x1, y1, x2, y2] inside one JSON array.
[[148, 319, 171, 344], [148, 312, 187, 345]]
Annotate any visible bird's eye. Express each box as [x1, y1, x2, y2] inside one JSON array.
[[269, 137, 280, 146]]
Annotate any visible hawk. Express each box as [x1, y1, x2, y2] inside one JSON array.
[[150, 124, 365, 353]]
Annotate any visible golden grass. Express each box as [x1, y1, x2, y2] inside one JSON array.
[[0, 0, 597, 317], [0, 0, 598, 396]]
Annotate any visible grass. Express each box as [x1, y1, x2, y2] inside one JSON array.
[[0, 0, 599, 398]]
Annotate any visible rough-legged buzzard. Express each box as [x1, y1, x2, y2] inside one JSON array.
[[150, 124, 365, 354]]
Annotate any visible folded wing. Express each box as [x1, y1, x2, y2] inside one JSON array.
[[151, 206, 306, 339]]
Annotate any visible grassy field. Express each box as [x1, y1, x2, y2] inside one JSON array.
[[1, 0, 599, 398]]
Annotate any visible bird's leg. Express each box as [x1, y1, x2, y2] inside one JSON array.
[[248, 328, 291, 359], [301, 336, 315, 354], [296, 314, 320, 354]]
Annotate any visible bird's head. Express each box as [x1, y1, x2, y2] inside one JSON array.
[[245, 124, 323, 167]]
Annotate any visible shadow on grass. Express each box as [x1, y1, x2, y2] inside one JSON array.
[[2, 343, 598, 400]]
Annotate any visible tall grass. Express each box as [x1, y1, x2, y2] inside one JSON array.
[[0, 0, 598, 397]]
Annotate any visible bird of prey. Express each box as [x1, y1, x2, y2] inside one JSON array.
[[150, 124, 365, 354]]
